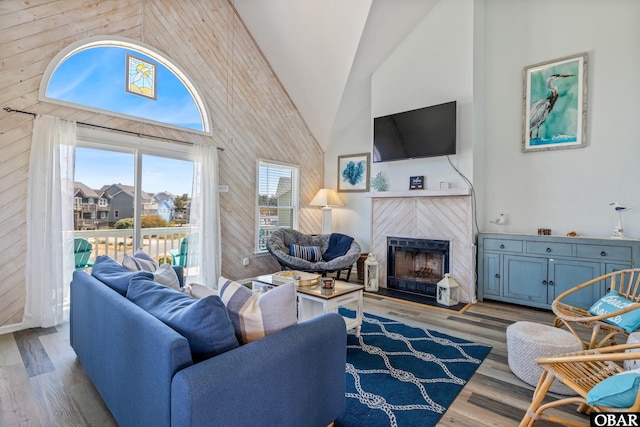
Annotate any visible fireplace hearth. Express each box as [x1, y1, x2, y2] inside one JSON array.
[[387, 236, 450, 299]]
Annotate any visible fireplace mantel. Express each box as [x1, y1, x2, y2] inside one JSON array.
[[364, 188, 470, 198]]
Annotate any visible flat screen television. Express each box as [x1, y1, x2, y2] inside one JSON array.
[[373, 101, 456, 163]]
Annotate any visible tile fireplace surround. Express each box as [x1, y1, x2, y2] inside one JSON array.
[[366, 189, 476, 304]]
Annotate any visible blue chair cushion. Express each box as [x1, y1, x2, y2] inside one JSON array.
[[127, 276, 239, 360], [322, 233, 354, 261], [589, 290, 640, 334], [91, 255, 153, 295], [587, 370, 640, 408]]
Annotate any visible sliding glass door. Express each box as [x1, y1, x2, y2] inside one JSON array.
[[74, 129, 193, 266]]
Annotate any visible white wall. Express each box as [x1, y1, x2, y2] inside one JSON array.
[[326, 0, 474, 251], [329, 0, 640, 253], [481, 0, 640, 239]]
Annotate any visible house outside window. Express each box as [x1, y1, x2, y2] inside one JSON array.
[[256, 160, 299, 253]]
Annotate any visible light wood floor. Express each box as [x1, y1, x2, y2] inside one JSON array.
[[0, 295, 590, 426]]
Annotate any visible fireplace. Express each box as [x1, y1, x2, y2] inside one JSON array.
[[368, 190, 474, 303], [387, 236, 450, 299]]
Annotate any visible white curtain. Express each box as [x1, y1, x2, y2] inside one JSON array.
[[24, 115, 76, 328], [188, 143, 221, 288]]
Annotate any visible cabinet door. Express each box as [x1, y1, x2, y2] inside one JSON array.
[[604, 263, 632, 292], [606, 263, 631, 275], [548, 260, 601, 310], [504, 255, 547, 305], [482, 253, 501, 298]]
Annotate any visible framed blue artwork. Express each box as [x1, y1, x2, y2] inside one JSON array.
[[522, 52, 588, 152], [338, 153, 370, 192]]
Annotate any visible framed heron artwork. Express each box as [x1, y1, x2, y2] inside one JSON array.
[[337, 153, 370, 192], [522, 52, 588, 152]]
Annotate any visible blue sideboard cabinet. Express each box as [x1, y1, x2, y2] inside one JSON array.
[[477, 233, 640, 310]]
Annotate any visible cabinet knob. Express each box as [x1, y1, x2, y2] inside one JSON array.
[[500, 244, 505, 249], [548, 280, 554, 286], [494, 273, 500, 279], [546, 247, 552, 253], [542, 280, 547, 285], [600, 251, 607, 257]]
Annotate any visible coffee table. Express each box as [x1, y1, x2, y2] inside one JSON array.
[[252, 274, 364, 336]]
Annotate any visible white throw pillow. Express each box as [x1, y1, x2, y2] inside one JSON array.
[[122, 249, 179, 290], [218, 277, 297, 344], [152, 264, 181, 290], [188, 283, 218, 299]]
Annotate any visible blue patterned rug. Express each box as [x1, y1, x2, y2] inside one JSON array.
[[335, 311, 491, 427]]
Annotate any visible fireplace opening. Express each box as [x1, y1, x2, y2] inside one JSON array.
[[387, 237, 450, 299]]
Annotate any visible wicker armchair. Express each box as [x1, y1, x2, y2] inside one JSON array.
[[520, 342, 640, 427], [552, 269, 640, 349]]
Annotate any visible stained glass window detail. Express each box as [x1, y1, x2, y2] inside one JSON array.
[[126, 54, 156, 100]]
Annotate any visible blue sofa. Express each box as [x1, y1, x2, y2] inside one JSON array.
[[70, 257, 347, 427]]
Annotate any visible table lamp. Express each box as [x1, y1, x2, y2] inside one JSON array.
[[309, 188, 343, 234]]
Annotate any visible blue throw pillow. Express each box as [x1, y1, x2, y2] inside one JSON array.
[[589, 290, 640, 334], [127, 276, 239, 360], [587, 370, 640, 408], [91, 255, 153, 295], [289, 243, 323, 262], [322, 233, 354, 261]]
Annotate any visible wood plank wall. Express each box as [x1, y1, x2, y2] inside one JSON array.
[[0, 0, 324, 329]]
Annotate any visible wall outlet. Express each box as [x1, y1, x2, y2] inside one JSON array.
[[242, 257, 250, 266]]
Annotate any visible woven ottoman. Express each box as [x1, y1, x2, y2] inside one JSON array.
[[506, 321, 582, 395]]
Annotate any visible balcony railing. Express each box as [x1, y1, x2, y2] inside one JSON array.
[[74, 227, 191, 265]]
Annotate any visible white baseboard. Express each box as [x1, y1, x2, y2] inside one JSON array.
[[0, 322, 28, 336]]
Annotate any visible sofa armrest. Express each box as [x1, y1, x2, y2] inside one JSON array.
[[171, 313, 346, 427]]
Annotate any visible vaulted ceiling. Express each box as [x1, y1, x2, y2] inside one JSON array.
[[233, 0, 440, 151]]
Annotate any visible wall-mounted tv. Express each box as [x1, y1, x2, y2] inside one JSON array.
[[373, 101, 457, 163]]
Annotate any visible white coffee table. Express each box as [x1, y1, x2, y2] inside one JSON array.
[[252, 274, 364, 336]]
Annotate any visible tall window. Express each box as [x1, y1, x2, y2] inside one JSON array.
[[75, 128, 194, 263], [256, 160, 299, 252]]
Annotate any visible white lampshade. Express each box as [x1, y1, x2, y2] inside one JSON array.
[[309, 188, 343, 208], [309, 188, 343, 234]]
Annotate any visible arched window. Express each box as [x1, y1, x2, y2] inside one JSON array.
[[39, 36, 210, 133]]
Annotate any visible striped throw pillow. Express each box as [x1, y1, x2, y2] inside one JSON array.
[[289, 244, 323, 262], [122, 249, 158, 272], [218, 277, 297, 344]]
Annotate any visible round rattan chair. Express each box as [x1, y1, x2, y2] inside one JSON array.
[[266, 229, 361, 281], [520, 342, 640, 427], [552, 269, 640, 349]]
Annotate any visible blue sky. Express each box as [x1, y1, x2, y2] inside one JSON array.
[[75, 147, 193, 196], [48, 46, 203, 130]]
